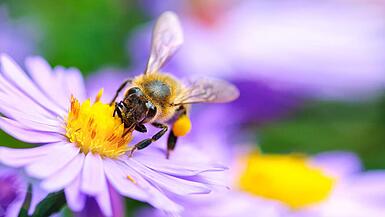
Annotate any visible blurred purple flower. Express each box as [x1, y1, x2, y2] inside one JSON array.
[[0, 168, 25, 217], [86, 68, 129, 104], [0, 54, 226, 216], [223, 79, 300, 125], [0, 166, 49, 217], [137, 150, 385, 217], [0, 6, 36, 62], [74, 187, 125, 217], [131, 0, 385, 99], [136, 107, 385, 217]]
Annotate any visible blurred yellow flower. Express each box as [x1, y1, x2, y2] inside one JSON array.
[[238, 153, 334, 209]]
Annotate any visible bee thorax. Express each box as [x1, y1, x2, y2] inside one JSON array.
[[144, 80, 171, 101]]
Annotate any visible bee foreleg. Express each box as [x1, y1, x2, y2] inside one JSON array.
[[109, 78, 133, 106], [114, 102, 125, 118], [135, 124, 147, 133], [129, 123, 168, 157], [114, 103, 121, 117]]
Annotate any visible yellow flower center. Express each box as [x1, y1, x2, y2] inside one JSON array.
[[65, 89, 133, 158], [238, 153, 335, 209]]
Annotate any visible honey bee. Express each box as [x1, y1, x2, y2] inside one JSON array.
[[110, 11, 239, 157]]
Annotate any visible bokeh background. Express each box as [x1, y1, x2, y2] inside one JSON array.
[[0, 0, 384, 216]]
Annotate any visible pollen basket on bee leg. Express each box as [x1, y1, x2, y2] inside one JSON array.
[[172, 115, 192, 137]]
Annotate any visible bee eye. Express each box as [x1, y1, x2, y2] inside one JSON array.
[[144, 101, 157, 122], [127, 87, 142, 96]]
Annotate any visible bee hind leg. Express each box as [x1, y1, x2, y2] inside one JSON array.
[[166, 130, 178, 159], [129, 123, 168, 157], [166, 105, 187, 158]]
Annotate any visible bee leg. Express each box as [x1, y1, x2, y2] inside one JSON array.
[[166, 130, 178, 159], [129, 123, 168, 157], [115, 102, 135, 130], [109, 78, 133, 106], [113, 102, 122, 118], [135, 124, 147, 133], [114, 102, 128, 125], [166, 105, 187, 158]]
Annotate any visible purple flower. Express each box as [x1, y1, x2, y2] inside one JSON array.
[[74, 187, 125, 217], [85, 68, 129, 104], [0, 169, 25, 217], [0, 54, 226, 216], [135, 107, 385, 217], [0, 6, 36, 62], [137, 150, 385, 217], [220, 80, 301, 125], [131, 0, 385, 99], [0, 166, 49, 217]]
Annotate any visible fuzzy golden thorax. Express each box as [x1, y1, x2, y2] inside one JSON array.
[[131, 72, 183, 122]]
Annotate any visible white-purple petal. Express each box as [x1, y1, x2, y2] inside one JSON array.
[[61, 67, 86, 101], [0, 144, 59, 167], [0, 117, 64, 144], [81, 153, 105, 195], [0, 54, 66, 117], [28, 185, 50, 215], [24, 57, 69, 109], [26, 143, 80, 178], [41, 153, 85, 191], [117, 160, 183, 213], [135, 157, 226, 176], [95, 179, 113, 217], [0, 89, 56, 122], [126, 157, 211, 195], [103, 158, 149, 202], [0, 104, 63, 133], [54, 67, 74, 107], [134, 153, 226, 176], [0, 105, 64, 133], [65, 175, 86, 212]]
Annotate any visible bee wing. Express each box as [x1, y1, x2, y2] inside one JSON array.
[[145, 11, 184, 74], [173, 78, 240, 105]]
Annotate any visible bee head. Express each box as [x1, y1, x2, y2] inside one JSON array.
[[119, 87, 157, 125]]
